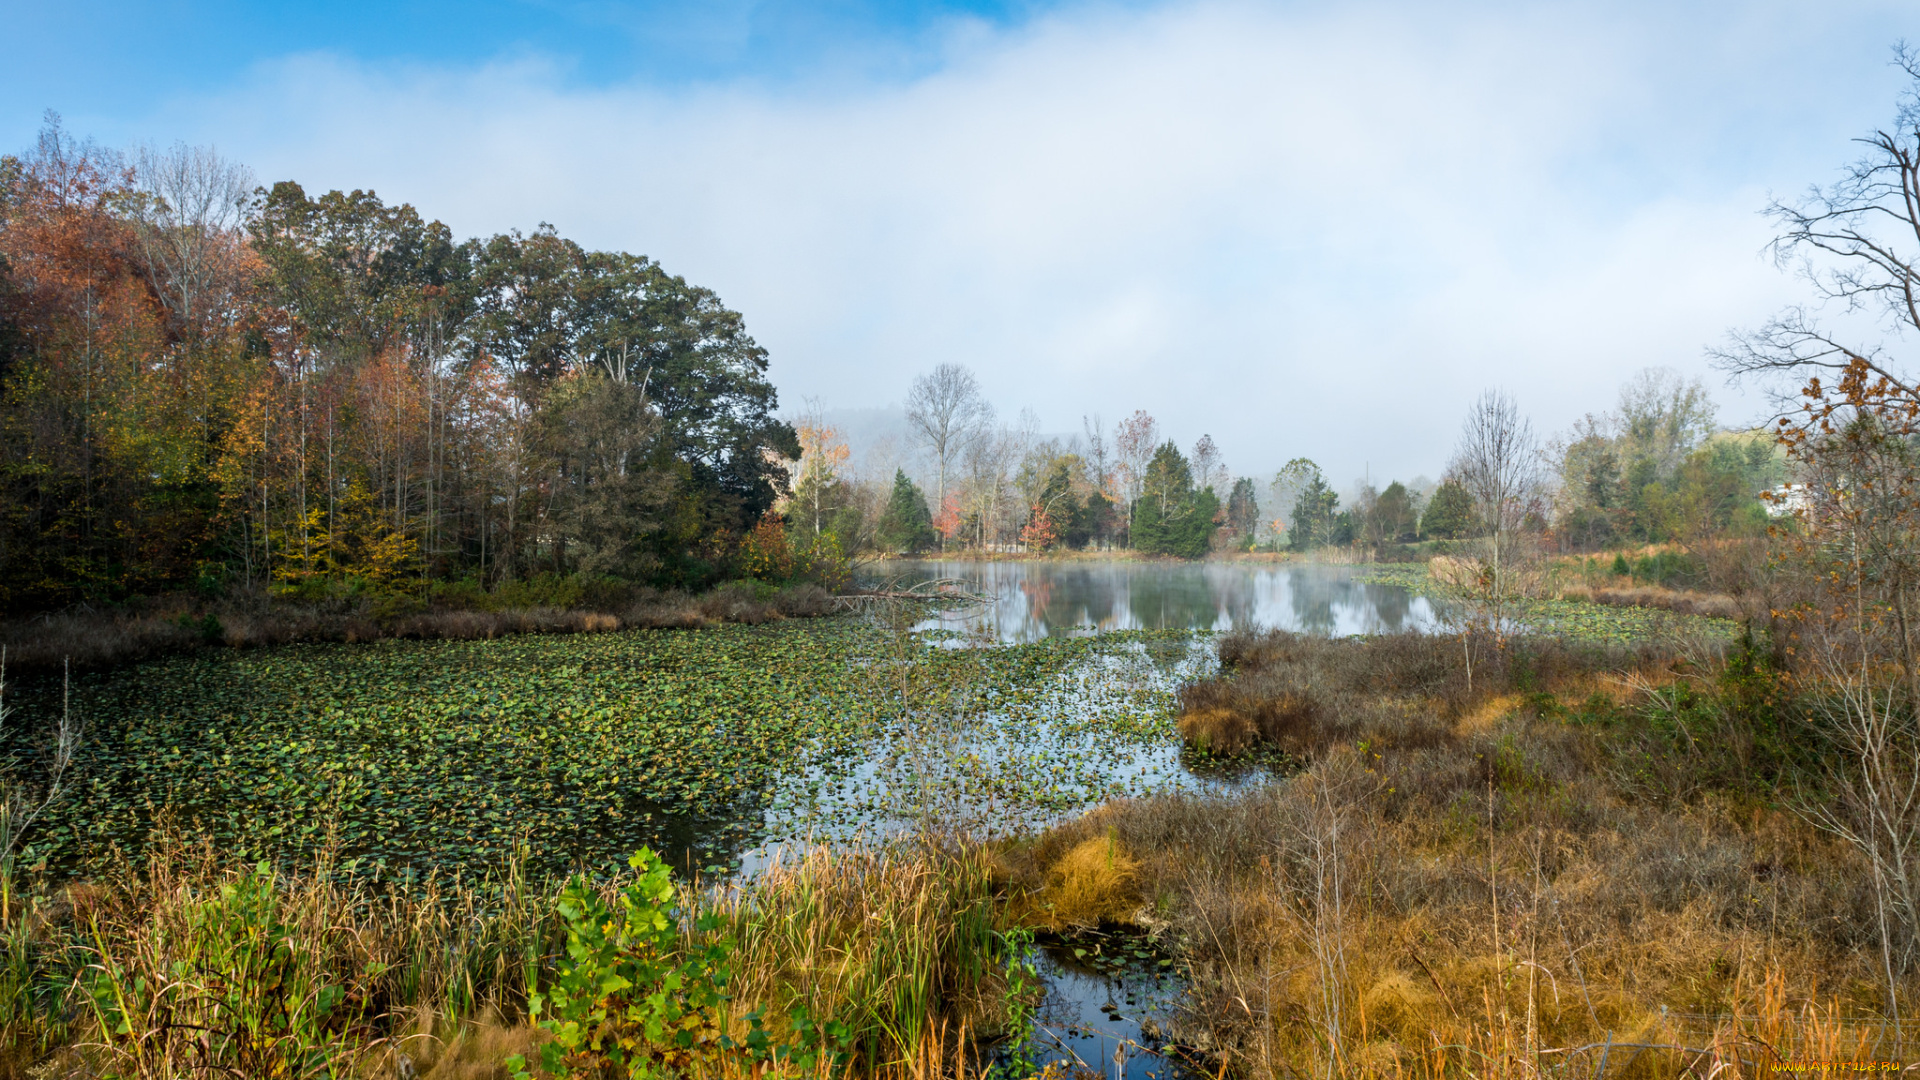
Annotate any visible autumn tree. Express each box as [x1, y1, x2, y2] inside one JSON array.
[[0, 118, 803, 608], [1717, 52, 1920, 1005]]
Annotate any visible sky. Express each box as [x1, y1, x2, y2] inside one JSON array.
[[9, 0, 1920, 487]]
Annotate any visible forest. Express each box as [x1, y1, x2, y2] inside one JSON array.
[[0, 115, 1797, 628], [0, 120, 801, 614]]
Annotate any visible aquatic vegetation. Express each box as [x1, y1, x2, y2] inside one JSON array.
[[1, 620, 1212, 882], [1354, 562, 1739, 644]]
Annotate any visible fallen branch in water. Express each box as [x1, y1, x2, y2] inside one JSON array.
[[833, 578, 995, 609]]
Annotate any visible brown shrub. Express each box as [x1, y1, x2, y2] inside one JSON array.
[[0, 581, 845, 671], [695, 582, 779, 624], [0, 609, 198, 670], [1177, 707, 1258, 755], [1178, 630, 1663, 761], [1589, 585, 1741, 619]]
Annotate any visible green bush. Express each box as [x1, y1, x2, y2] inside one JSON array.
[[509, 849, 769, 1080]]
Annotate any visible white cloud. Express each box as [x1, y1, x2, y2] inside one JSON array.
[[143, 0, 1918, 482]]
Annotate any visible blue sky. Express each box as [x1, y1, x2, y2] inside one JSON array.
[[5, 1, 1040, 116], [11, 1, 1920, 485]]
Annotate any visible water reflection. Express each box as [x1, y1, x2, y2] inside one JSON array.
[[877, 560, 1438, 642]]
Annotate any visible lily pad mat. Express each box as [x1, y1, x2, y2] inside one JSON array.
[[1, 621, 1215, 882]]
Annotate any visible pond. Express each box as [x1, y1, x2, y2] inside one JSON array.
[[875, 559, 1441, 642], [7, 562, 1439, 885]]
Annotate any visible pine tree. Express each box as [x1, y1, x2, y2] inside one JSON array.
[[1421, 479, 1479, 539], [876, 470, 935, 553], [1132, 442, 1219, 558]]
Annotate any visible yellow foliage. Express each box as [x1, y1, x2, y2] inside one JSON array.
[[1035, 834, 1138, 930], [1177, 706, 1256, 755]]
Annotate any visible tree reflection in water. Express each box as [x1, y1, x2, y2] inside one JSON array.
[[881, 560, 1438, 642]]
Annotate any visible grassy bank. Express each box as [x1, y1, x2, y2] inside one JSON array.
[[0, 835, 1017, 1080], [996, 627, 1895, 1078], [0, 578, 840, 672]]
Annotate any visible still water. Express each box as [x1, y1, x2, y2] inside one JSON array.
[[877, 558, 1440, 642]]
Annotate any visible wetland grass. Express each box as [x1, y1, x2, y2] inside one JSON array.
[[1000, 627, 1903, 1078], [0, 835, 1023, 1079]]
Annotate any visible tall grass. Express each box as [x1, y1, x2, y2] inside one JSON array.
[[710, 842, 1009, 1074], [0, 834, 1017, 1079], [1027, 627, 1910, 1078]]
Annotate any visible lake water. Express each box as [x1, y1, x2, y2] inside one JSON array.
[[874, 559, 1440, 643]]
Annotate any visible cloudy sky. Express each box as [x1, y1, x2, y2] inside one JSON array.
[[9, 0, 1919, 485]]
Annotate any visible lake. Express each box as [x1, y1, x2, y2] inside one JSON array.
[[875, 558, 1441, 642]]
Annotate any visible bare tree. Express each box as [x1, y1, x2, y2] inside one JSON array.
[[1449, 390, 1544, 655], [130, 142, 256, 333], [1190, 434, 1226, 495], [1715, 48, 1920, 407], [1082, 414, 1112, 494], [1113, 410, 1160, 546], [905, 364, 994, 544]]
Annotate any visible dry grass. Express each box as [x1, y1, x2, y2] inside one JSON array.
[[1015, 833, 1140, 931], [1556, 582, 1743, 620], [0, 833, 1013, 1080], [1021, 628, 1903, 1078], [0, 582, 839, 671], [1176, 630, 1656, 760]]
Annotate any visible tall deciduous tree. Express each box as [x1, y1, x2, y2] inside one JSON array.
[[0, 118, 806, 607], [904, 363, 992, 541], [1112, 410, 1159, 547]]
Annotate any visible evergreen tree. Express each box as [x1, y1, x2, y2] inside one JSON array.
[[875, 470, 935, 553], [1226, 477, 1260, 550], [1369, 480, 1416, 543], [1132, 442, 1219, 558], [1288, 473, 1339, 551], [1421, 479, 1479, 539]]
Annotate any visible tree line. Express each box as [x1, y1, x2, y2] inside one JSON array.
[[786, 360, 1782, 565]]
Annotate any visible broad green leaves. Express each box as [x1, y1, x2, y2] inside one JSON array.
[[3, 620, 1205, 883]]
